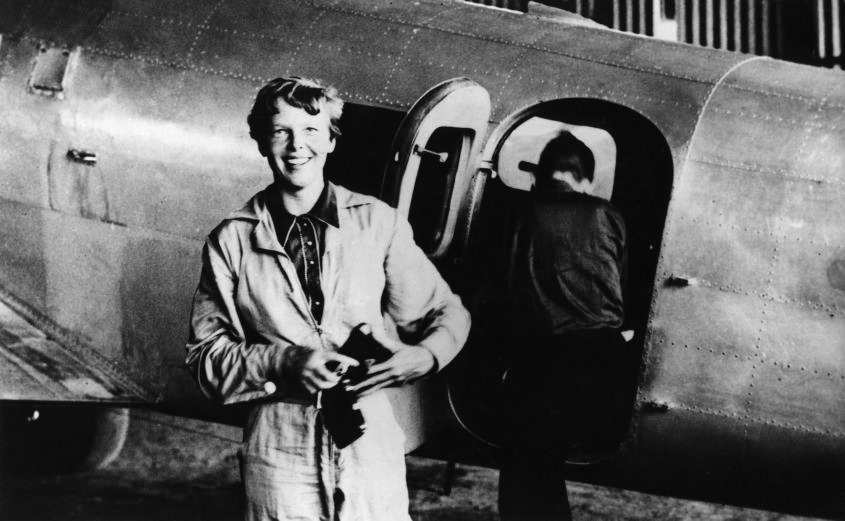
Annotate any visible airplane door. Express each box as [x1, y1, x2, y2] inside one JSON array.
[[382, 78, 491, 259], [379, 78, 489, 453]]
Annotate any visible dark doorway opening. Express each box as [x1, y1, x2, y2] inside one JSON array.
[[325, 103, 405, 198], [446, 99, 674, 461]]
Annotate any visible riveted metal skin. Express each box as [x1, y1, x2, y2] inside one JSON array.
[[0, 0, 843, 517]]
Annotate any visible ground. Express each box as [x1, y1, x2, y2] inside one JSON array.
[[0, 410, 824, 521]]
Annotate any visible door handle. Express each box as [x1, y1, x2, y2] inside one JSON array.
[[413, 144, 448, 163]]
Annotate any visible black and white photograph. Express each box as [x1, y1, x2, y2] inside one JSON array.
[[0, 1, 842, 520]]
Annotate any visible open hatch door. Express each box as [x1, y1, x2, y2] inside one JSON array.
[[379, 78, 489, 453], [382, 78, 491, 259]]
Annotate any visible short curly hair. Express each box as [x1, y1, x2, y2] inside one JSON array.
[[247, 76, 344, 142]]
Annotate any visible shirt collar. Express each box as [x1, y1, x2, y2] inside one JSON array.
[[266, 181, 339, 246], [270, 181, 339, 228]]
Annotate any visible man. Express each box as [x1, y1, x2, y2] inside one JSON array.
[[186, 76, 470, 521], [498, 131, 627, 521]]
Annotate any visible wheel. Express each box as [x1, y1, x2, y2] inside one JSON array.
[[0, 405, 129, 475]]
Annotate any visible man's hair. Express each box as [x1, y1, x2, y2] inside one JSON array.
[[535, 130, 595, 185], [247, 76, 344, 142]]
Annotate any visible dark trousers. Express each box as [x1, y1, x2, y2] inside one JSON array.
[[498, 329, 627, 521]]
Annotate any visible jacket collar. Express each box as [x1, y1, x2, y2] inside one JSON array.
[[226, 182, 373, 254]]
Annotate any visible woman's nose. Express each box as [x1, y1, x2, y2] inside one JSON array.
[[288, 131, 304, 150]]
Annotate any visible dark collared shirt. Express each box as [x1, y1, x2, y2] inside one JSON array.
[[266, 182, 339, 324], [524, 185, 626, 334]]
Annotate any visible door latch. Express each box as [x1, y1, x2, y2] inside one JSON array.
[[413, 144, 448, 163], [66, 149, 97, 165]]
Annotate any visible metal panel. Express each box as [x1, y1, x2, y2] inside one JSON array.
[[633, 405, 845, 514], [648, 286, 844, 435], [190, 24, 300, 82], [332, 0, 456, 25], [0, 298, 144, 402], [669, 162, 845, 312], [648, 287, 764, 414], [51, 51, 269, 239], [291, 10, 414, 106], [431, 2, 563, 45], [83, 9, 199, 65], [0, 42, 53, 208], [642, 54, 845, 508], [111, 0, 223, 25], [381, 28, 523, 111], [571, 26, 743, 85], [499, 40, 710, 149], [661, 162, 791, 293], [11, 0, 110, 45], [751, 300, 845, 431], [694, 60, 845, 185], [0, 199, 200, 398], [0, 200, 48, 312]]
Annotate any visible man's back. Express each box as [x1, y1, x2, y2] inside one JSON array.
[[524, 188, 626, 336]]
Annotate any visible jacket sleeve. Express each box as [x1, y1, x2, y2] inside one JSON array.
[[185, 233, 289, 404], [382, 211, 471, 371]]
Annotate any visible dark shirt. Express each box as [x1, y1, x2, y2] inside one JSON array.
[[266, 182, 339, 324], [523, 185, 626, 334]]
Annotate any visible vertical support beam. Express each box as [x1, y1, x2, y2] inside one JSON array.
[[692, 0, 701, 45], [679, 0, 688, 42], [832, 0, 842, 66], [817, 0, 826, 61], [706, 0, 715, 47], [627, 0, 634, 31], [613, 0, 621, 30], [719, 0, 729, 49], [734, 0, 743, 51], [760, 0, 770, 55], [639, 0, 648, 35], [748, 0, 757, 53]]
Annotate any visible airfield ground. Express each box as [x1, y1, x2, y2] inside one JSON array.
[[0, 410, 822, 521]]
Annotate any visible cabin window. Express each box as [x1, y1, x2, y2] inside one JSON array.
[[326, 104, 475, 257], [407, 127, 472, 255], [497, 118, 617, 201]]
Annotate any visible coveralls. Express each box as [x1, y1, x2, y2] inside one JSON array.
[[186, 182, 470, 520]]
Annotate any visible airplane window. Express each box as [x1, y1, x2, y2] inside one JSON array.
[[407, 127, 471, 255], [497, 118, 617, 201]]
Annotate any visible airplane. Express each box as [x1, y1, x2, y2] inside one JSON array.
[[0, 0, 842, 518]]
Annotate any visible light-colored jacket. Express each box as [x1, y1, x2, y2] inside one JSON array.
[[185, 182, 470, 520], [186, 182, 469, 403]]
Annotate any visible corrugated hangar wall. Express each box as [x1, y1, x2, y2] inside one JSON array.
[[462, 0, 844, 68]]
